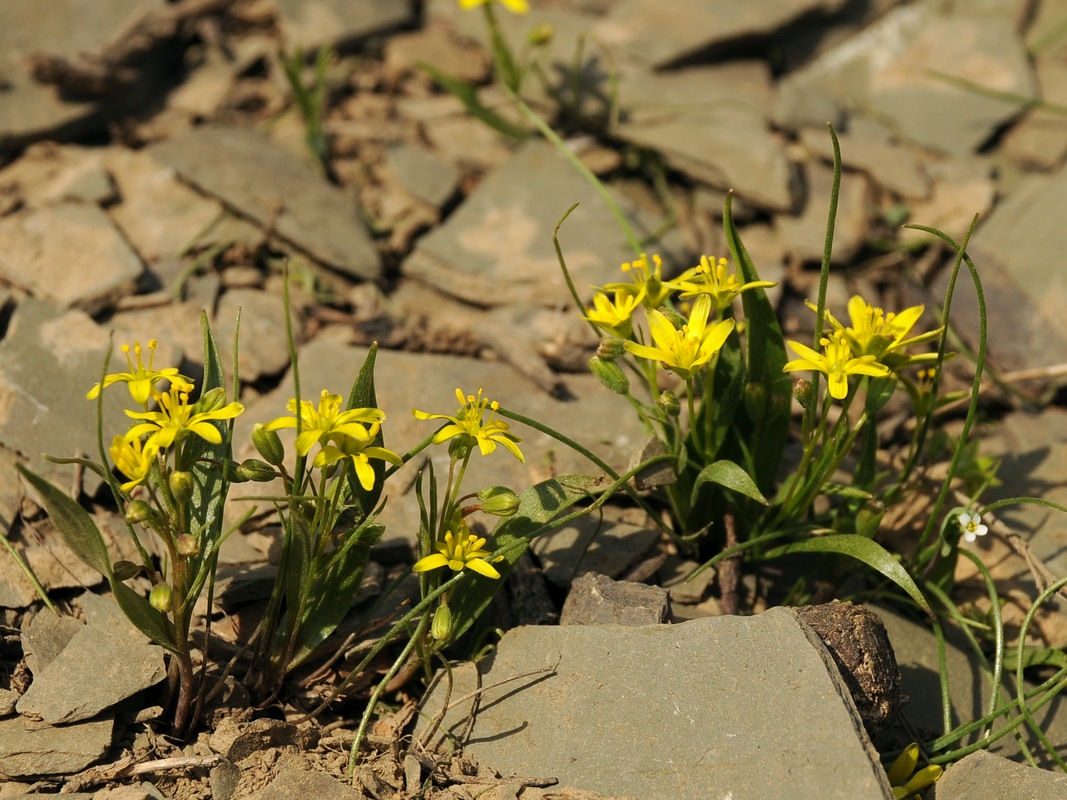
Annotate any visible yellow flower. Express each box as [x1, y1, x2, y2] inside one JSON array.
[[459, 0, 529, 13], [583, 286, 645, 337], [109, 434, 160, 492], [819, 296, 942, 369], [623, 295, 735, 381], [412, 523, 503, 579], [86, 340, 193, 405], [313, 428, 403, 491], [673, 255, 777, 312], [125, 386, 244, 448], [886, 743, 942, 799], [605, 253, 672, 309], [784, 332, 890, 400], [264, 390, 386, 457], [413, 388, 525, 462]]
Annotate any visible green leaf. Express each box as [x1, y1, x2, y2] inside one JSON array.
[[691, 460, 768, 506], [448, 474, 609, 642], [18, 465, 113, 578], [418, 61, 529, 139], [346, 344, 385, 514], [723, 193, 791, 493], [112, 581, 176, 651], [761, 534, 931, 615]]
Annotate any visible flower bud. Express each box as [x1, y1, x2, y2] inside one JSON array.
[[251, 423, 285, 466], [195, 387, 228, 413], [235, 458, 278, 483], [744, 382, 767, 423], [527, 22, 553, 45], [149, 582, 173, 612], [177, 533, 199, 556], [478, 486, 520, 517], [658, 305, 688, 330], [596, 337, 627, 360], [169, 471, 194, 504], [431, 603, 453, 642], [447, 437, 472, 461], [125, 499, 153, 524], [793, 379, 815, 410], [589, 356, 629, 395], [657, 390, 681, 417]]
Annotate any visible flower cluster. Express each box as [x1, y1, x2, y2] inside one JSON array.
[[413, 387, 525, 462], [89, 340, 244, 492], [264, 389, 402, 491], [785, 296, 942, 400]]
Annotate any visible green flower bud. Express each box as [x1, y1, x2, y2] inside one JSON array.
[[744, 382, 767, 423], [658, 305, 688, 330], [447, 436, 473, 461], [195, 387, 228, 413], [478, 486, 520, 517], [149, 582, 172, 612], [431, 603, 453, 642], [125, 500, 153, 524], [251, 423, 285, 466], [177, 534, 199, 556], [596, 338, 627, 360], [527, 22, 553, 46], [113, 560, 140, 581], [169, 471, 194, 504], [589, 355, 629, 395], [793, 379, 815, 410], [657, 390, 681, 417], [235, 458, 278, 483]]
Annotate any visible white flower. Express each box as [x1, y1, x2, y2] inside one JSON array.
[[959, 511, 988, 543]]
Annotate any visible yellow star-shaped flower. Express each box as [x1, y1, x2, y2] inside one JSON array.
[[413, 388, 524, 462], [784, 332, 890, 400], [623, 295, 735, 381], [412, 524, 503, 579], [264, 390, 386, 457]]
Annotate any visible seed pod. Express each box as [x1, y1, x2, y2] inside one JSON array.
[[149, 582, 173, 612]]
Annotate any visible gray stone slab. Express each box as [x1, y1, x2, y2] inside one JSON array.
[[612, 64, 796, 212], [530, 513, 660, 587], [0, 714, 114, 777], [228, 339, 648, 549], [593, 0, 850, 68], [0, 202, 143, 316], [931, 750, 1067, 800], [149, 126, 380, 281], [0, 0, 164, 152], [17, 615, 166, 724], [276, 0, 415, 52], [402, 138, 677, 308], [420, 607, 893, 799], [384, 142, 460, 209], [0, 299, 129, 493], [775, 3, 1038, 155], [216, 288, 293, 383], [776, 160, 871, 263], [21, 611, 84, 676]]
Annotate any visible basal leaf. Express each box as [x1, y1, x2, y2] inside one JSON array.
[[691, 460, 768, 506], [112, 580, 176, 651]]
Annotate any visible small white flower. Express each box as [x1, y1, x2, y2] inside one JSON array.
[[959, 511, 988, 543]]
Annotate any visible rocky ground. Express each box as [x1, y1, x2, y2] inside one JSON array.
[[3, 0, 1067, 798]]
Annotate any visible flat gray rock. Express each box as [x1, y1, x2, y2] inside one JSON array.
[[612, 64, 797, 212], [560, 572, 669, 625], [402, 138, 678, 308], [0, 714, 114, 777], [0, 0, 163, 152], [530, 513, 660, 587], [420, 607, 893, 799], [0, 202, 143, 315], [276, 0, 415, 51], [932, 750, 1067, 800], [215, 288, 293, 383], [776, 159, 871, 263], [17, 614, 166, 724], [594, 0, 850, 68], [775, 3, 1037, 155], [149, 126, 380, 281]]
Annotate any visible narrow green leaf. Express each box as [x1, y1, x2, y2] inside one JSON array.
[[18, 465, 113, 578], [417, 61, 529, 139], [112, 581, 176, 651], [346, 344, 385, 513], [448, 474, 608, 642], [762, 534, 931, 615], [691, 460, 768, 506]]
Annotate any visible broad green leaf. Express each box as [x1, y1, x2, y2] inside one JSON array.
[[418, 61, 529, 139], [762, 534, 931, 614], [448, 474, 610, 642], [691, 460, 768, 506], [112, 580, 176, 651], [724, 193, 791, 493], [18, 465, 113, 578]]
